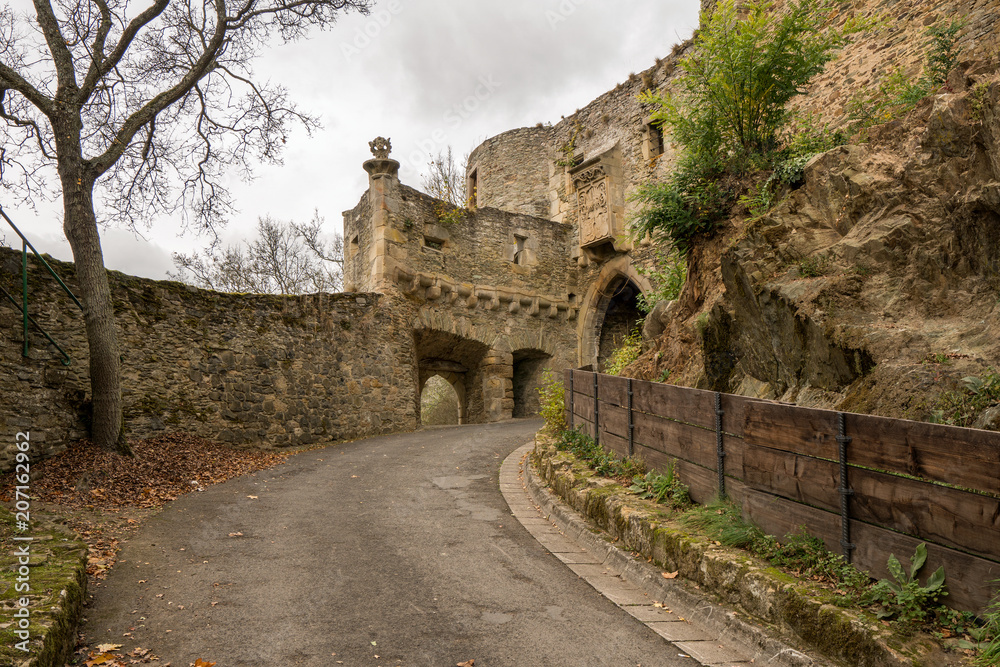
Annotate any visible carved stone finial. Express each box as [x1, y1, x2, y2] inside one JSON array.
[[369, 137, 392, 159]]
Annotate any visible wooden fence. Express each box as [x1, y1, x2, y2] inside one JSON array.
[[563, 369, 1000, 614]]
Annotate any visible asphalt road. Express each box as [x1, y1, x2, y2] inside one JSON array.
[[82, 419, 694, 666]]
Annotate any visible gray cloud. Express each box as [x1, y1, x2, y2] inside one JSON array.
[[4, 0, 699, 279]]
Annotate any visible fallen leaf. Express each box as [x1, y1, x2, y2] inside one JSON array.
[[662, 571, 679, 579], [96, 644, 123, 653], [228, 532, 243, 537], [246, 495, 258, 499], [457, 660, 476, 667], [192, 660, 216, 667]]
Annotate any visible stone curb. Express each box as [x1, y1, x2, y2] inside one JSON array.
[[501, 442, 824, 667], [514, 437, 924, 667]]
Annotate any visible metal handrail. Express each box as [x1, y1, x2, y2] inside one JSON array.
[[1, 205, 84, 365]]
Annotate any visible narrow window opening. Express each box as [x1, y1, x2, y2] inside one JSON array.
[[513, 234, 527, 265], [467, 168, 478, 207]]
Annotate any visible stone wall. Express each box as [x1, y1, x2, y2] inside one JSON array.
[[343, 162, 580, 422], [466, 127, 557, 218], [0, 247, 418, 471]]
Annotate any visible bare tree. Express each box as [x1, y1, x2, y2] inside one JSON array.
[[421, 146, 467, 206], [171, 213, 342, 294], [0, 0, 371, 453]]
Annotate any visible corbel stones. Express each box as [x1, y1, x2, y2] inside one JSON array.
[[391, 268, 578, 321]]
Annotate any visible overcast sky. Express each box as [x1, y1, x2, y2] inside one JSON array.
[[3, 0, 699, 280]]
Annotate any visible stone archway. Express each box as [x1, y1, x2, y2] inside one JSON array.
[[511, 349, 551, 417], [415, 330, 487, 424], [420, 373, 463, 425], [578, 257, 653, 370]]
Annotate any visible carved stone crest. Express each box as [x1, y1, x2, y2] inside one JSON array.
[[369, 136, 392, 159], [573, 165, 612, 247]]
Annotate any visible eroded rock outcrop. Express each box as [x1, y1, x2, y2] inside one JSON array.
[[634, 67, 1000, 422]]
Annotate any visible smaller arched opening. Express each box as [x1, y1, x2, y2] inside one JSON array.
[[595, 276, 643, 373], [512, 349, 552, 418], [420, 374, 462, 425]]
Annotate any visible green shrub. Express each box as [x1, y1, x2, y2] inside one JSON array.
[[641, 0, 860, 159], [604, 327, 643, 376], [848, 20, 965, 131], [929, 368, 1000, 427], [925, 20, 964, 86], [630, 0, 863, 251], [537, 369, 566, 434], [636, 251, 687, 314]]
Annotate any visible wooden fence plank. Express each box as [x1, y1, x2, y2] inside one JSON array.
[[597, 374, 629, 408], [600, 431, 629, 459], [850, 467, 1000, 562], [743, 401, 840, 460], [720, 394, 765, 438], [729, 480, 1000, 613], [633, 411, 718, 471], [635, 443, 718, 504], [742, 443, 1000, 561], [571, 370, 595, 397], [847, 413, 1000, 496], [573, 394, 594, 421], [741, 444, 841, 514], [600, 404, 629, 440], [632, 380, 716, 429], [728, 478, 843, 555], [850, 520, 1000, 615]]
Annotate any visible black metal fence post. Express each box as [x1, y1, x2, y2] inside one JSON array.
[[593, 372, 600, 445], [715, 392, 726, 498], [568, 371, 574, 430], [837, 411, 856, 562], [627, 378, 634, 457]]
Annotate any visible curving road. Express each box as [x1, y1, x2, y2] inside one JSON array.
[[82, 420, 694, 666]]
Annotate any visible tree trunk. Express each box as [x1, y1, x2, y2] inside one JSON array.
[[60, 172, 131, 456]]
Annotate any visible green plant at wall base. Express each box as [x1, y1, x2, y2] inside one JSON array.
[[629, 463, 691, 507], [636, 251, 687, 314], [847, 67, 930, 130], [555, 429, 646, 482], [863, 543, 947, 627], [537, 369, 566, 434], [974, 583, 1000, 665], [605, 327, 643, 376]]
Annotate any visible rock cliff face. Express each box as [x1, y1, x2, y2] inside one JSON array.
[[633, 66, 1000, 424]]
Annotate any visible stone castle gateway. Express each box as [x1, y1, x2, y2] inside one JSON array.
[[6, 0, 998, 467]]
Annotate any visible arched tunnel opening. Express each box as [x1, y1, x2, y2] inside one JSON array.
[[512, 349, 552, 418], [420, 374, 461, 425], [595, 276, 643, 373], [414, 329, 490, 424]]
